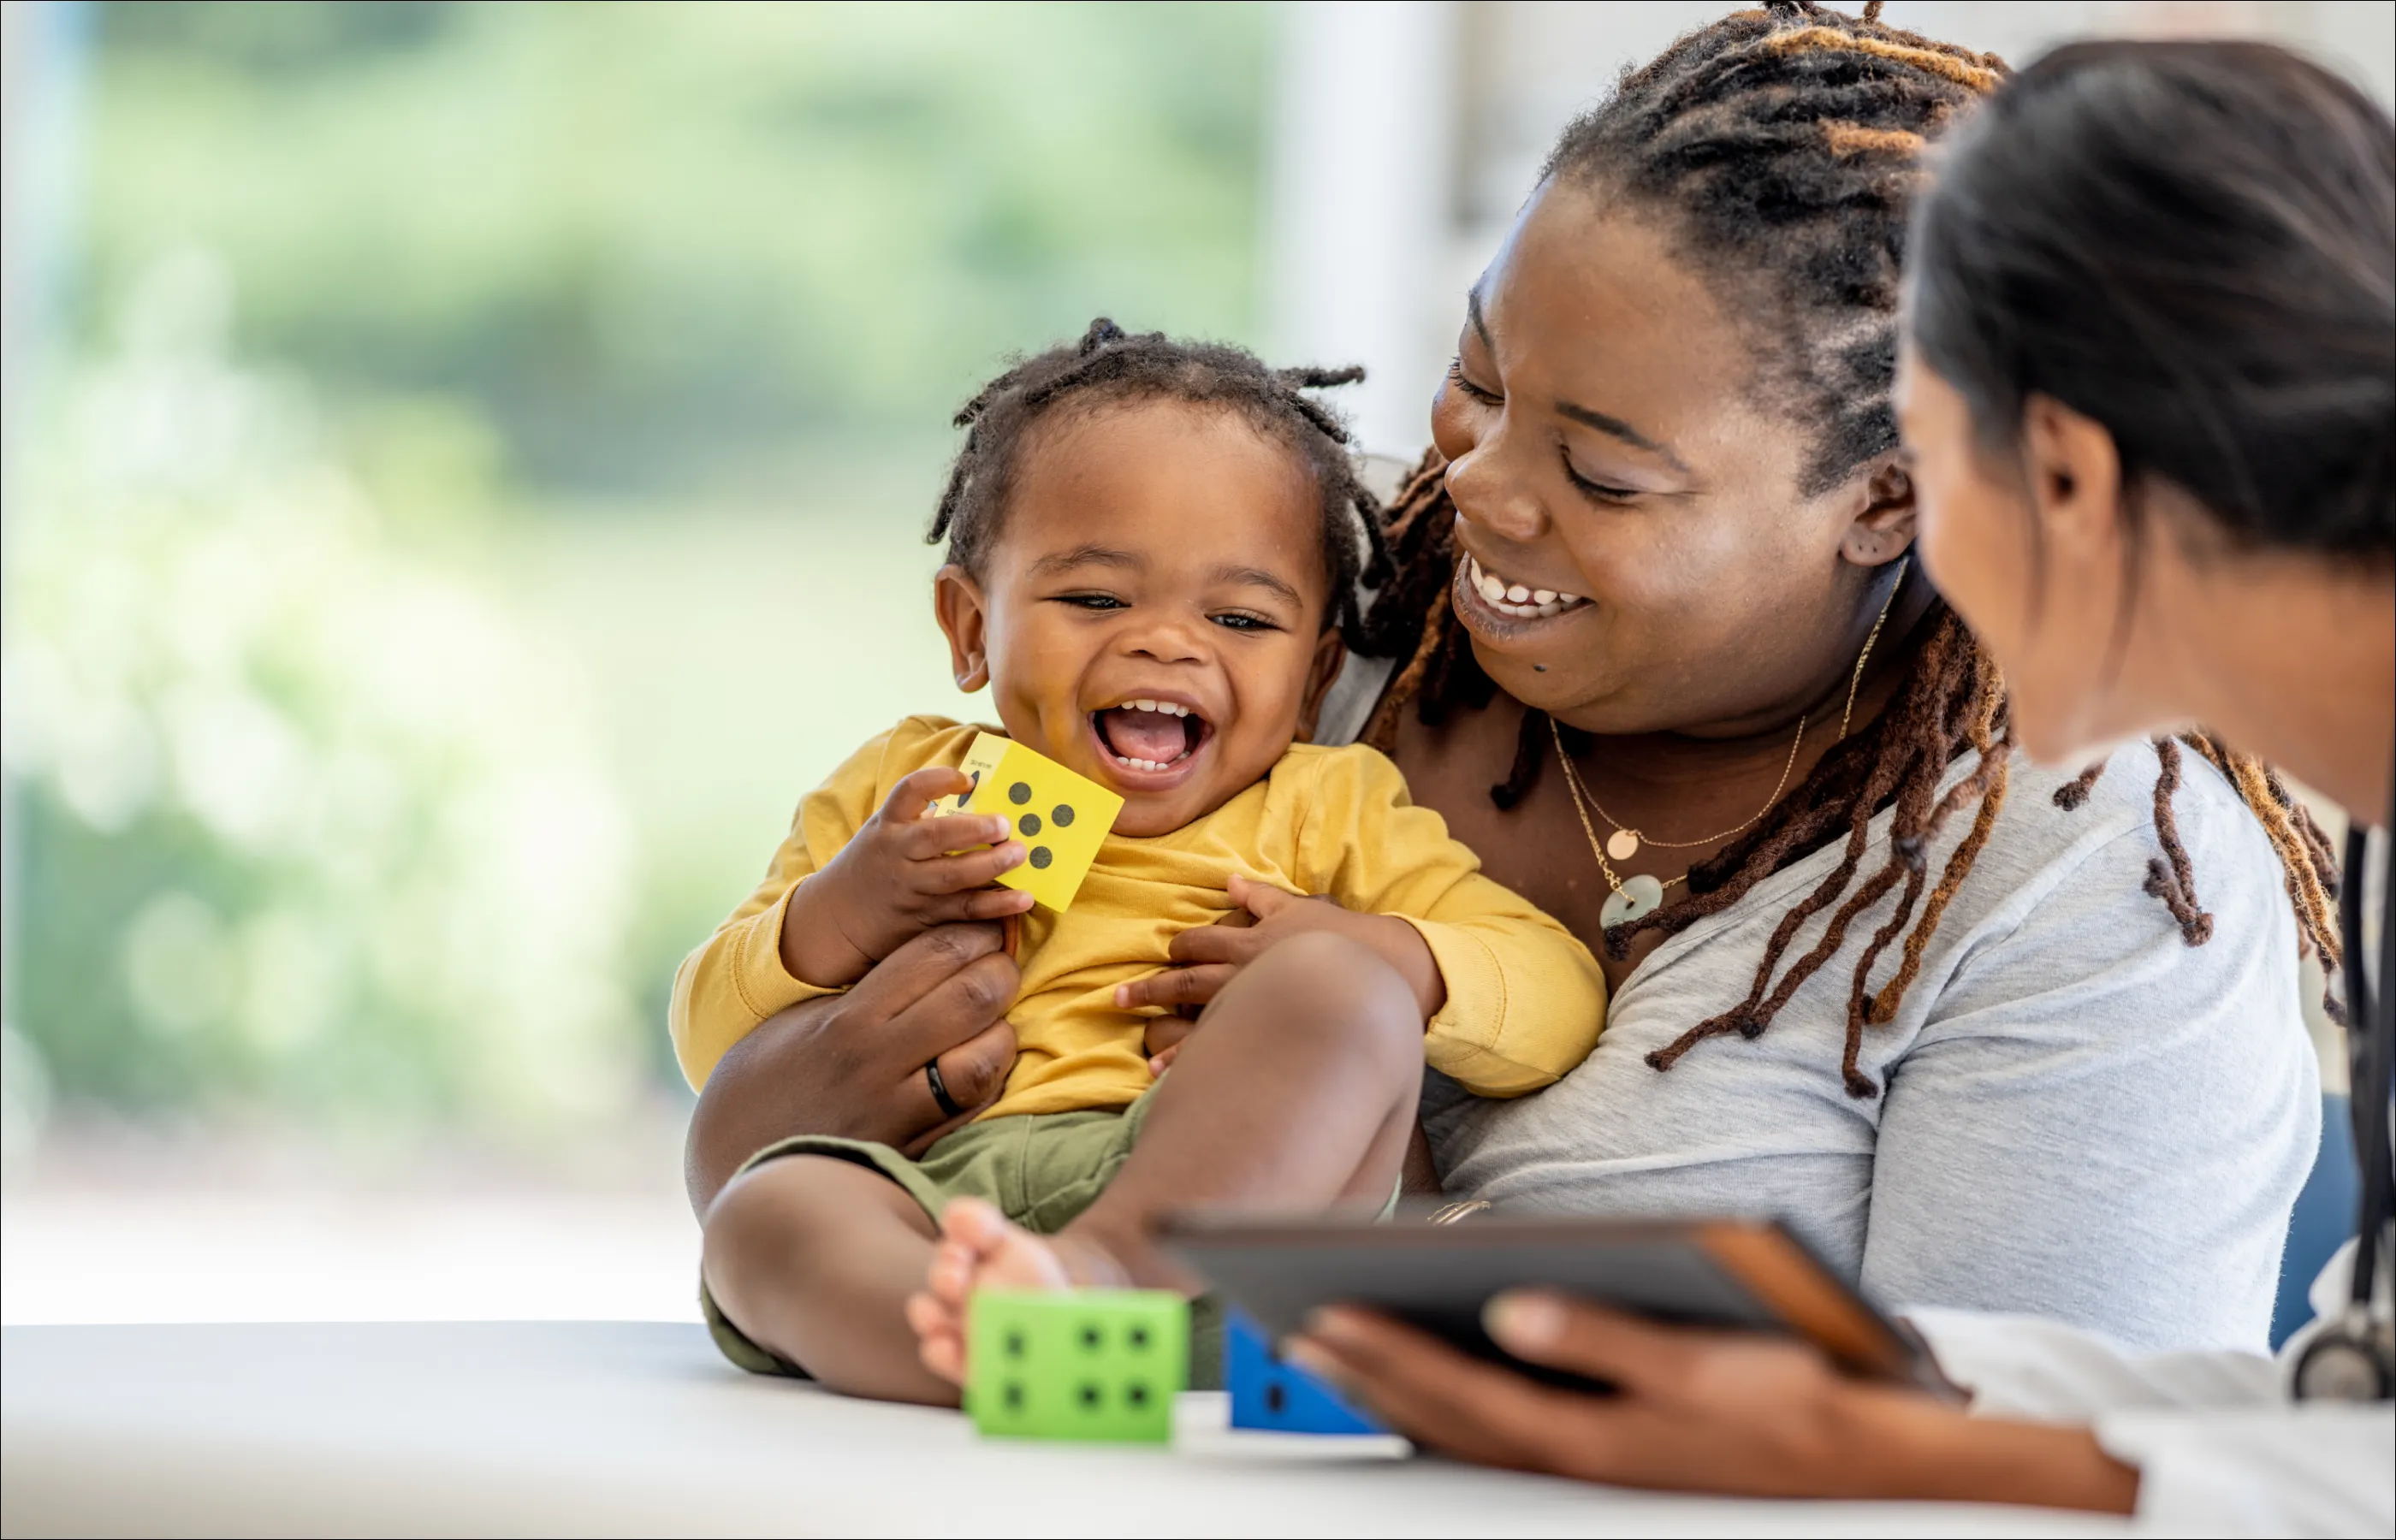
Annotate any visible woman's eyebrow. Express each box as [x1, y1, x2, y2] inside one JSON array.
[[1555, 400, 1691, 475], [1029, 544, 1143, 578], [1467, 287, 1495, 351]]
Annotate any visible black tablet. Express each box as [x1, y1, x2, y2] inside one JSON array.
[[1161, 1211, 1960, 1399]]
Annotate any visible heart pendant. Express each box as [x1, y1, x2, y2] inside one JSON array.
[[1600, 874, 1665, 927], [1606, 828, 1640, 862]]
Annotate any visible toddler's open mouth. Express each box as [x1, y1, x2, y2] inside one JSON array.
[[1091, 696, 1212, 776]]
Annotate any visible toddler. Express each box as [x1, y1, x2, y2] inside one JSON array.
[[677, 320, 1604, 1403]]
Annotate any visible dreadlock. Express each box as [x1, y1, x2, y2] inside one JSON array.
[[928, 317, 1390, 643], [1355, 1, 2343, 1095]]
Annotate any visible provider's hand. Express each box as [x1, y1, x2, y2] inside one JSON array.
[[1119, 874, 1444, 1072], [685, 922, 1020, 1212], [780, 767, 1035, 990], [1286, 1294, 2138, 1514]]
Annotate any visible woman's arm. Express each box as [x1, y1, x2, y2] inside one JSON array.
[[683, 921, 1019, 1213], [1289, 1294, 2138, 1513]]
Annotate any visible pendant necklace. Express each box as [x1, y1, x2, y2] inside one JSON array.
[[1562, 559, 1908, 928]]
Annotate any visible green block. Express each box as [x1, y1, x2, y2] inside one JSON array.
[[966, 1289, 1188, 1442]]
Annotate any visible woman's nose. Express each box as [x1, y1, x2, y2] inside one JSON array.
[[1446, 438, 1549, 546]]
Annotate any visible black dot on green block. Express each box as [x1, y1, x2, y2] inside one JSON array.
[[1004, 1330, 1025, 1359], [1017, 813, 1041, 837], [1008, 781, 1031, 805], [1127, 1383, 1149, 1407], [1078, 1325, 1101, 1351], [1128, 1326, 1149, 1351], [1078, 1383, 1101, 1408], [1029, 846, 1053, 870], [1003, 1382, 1023, 1409], [1053, 804, 1074, 827]]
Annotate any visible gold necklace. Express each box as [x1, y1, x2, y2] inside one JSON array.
[[1561, 558, 1908, 928]]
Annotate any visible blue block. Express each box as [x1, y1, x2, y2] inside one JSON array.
[[1225, 1308, 1385, 1435]]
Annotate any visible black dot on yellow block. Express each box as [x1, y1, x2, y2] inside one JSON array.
[[1008, 781, 1031, 805], [1053, 804, 1075, 827], [1017, 813, 1041, 836], [1029, 846, 1053, 870]]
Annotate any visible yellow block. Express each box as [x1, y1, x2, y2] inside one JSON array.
[[934, 732, 1124, 913]]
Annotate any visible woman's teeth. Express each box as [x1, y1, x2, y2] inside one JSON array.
[[1465, 554, 1586, 619]]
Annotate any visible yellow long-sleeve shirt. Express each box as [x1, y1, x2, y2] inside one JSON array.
[[671, 715, 1605, 1118]]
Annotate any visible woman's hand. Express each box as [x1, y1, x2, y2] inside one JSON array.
[[684, 921, 1020, 1213], [1287, 1294, 2139, 1514], [1118, 874, 1444, 1072]]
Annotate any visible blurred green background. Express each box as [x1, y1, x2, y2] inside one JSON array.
[[3, 0, 1271, 1160]]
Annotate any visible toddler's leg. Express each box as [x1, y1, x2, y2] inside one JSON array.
[[913, 927, 1423, 1377], [1067, 928, 1425, 1288], [702, 1154, 958, 1405]]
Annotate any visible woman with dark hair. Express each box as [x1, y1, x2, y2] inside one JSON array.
[[686, 0, 2363, 1491], [691, 0, 2330, 1395], [1290, 36, 2393, 1528]]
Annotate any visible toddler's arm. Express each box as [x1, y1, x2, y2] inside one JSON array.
[[668, 720, 1029, 1089], [778, 768, 1030, 988], [1299, 747, 1607, 1096], [1113, 748, 1604, 1093]]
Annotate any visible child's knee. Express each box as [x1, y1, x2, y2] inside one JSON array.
[[1240, 932, 1425, 1065]]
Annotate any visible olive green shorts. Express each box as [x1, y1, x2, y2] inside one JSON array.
[[700, 1085, 1228, 1388]]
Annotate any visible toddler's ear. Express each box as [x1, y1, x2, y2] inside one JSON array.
[[933, 565, 993, 694], [1293, 627, 1347, 743]]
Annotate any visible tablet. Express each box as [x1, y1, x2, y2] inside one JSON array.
[[1161, 1211, 1960, 1400]]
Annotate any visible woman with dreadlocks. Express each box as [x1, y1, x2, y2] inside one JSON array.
[[1292, 30, 2392, 1528], [689, 0, 2324, 1429]]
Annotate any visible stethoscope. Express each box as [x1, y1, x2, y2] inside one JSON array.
[[2290, 814, 2395, 1401]]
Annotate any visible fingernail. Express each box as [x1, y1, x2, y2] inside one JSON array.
[[987, 818, 1011, 841], [1301, 1306, 1360, 1342], [1280, 1338, 1349, 1386], [1485, 1290, 1565, 1350]]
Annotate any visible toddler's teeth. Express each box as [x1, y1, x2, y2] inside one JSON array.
[[1533, 589, 1556, 604], [1505, 584, 1530, 602]]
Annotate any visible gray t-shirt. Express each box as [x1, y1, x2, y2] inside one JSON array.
[[1412, 741, 2319, 1354]]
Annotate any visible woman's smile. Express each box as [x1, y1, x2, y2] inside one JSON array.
[[1449, 549, 1597, 646]]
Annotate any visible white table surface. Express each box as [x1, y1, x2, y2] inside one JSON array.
[[0, 1321, 2127, 1537]]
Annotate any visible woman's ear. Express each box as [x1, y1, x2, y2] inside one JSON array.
[[1293, 628, 1348, 743], [932, 564, 992, 693], [2019, 392, 2124, 564], [1838, 457, 1919, 568]]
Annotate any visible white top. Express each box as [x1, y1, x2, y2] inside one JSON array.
[[1421, 740, 2321, 1353], [1917, 1241, 2393, 1537]]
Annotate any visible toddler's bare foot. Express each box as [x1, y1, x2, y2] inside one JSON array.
[[903, 1196, 1131, 1385]]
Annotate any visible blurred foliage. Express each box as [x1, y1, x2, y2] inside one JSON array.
[[5, 253, 639, 1139], [79, 1, 1270, 495], [7, 1, 1272, 1139]]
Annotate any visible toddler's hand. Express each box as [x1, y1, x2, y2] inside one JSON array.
[[779, 767, 1035, 990], [1118, 874, 1446, 1071]]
